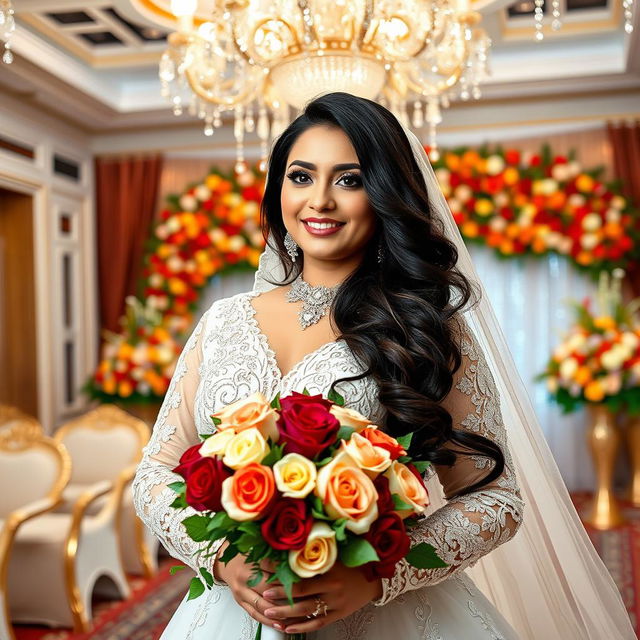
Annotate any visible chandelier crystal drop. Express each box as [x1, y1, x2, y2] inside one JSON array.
[[0, 0, 15, 64], [158, 0, 492, 168]]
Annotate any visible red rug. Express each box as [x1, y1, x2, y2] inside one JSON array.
[[571, 491, 640, 637], [12, 495, 640, 638], [12, 557, 190, 640]]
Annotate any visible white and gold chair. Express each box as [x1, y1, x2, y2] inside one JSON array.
[[54, 405, 156, 581], [0, 429, 71, 640], [0, 405, 42, 440]]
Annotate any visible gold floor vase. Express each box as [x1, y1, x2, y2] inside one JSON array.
[[625, 414, 640, 506], [583, 404, 626, 529]]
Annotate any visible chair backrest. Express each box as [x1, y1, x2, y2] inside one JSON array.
[[0, 429, 71, 516], [0, 404, 43, 440], [54, 405, 150, 484]]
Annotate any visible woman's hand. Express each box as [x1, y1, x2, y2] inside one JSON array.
[[259, 561, 383, 634], [212, 541, 285, 632]]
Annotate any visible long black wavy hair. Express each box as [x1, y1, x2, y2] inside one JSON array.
[[259, 91, 504, 497]]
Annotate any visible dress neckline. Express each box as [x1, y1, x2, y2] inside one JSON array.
[[242, 290, 343, 383]]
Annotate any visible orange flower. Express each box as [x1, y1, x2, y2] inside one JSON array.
[[221, 463, 275, 521], [503, 167, 520, 186], [574, 366, 592, 386], [575, 174, 594, 193], [584, 380, 605, 403], [340, 432, 392, 477], [211, 391, 279, 442], [384, 460, 430, 518], [461, 221, 479, 238], [360, 427, 406, 460]]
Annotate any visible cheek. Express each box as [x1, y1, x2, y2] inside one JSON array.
[[280, 186, 304, 220]]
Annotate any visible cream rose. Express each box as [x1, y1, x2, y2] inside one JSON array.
[[273, 453, 317, 499], [222, 428, 269, 470], [340, 432, 391, 478], [384, 460, 430, 518], [288, 522, 337, 578], [329, 405, 373, 432], [200, 429, 235, 457], [211, 391, 279, 442], [315, 451, 378, 534]]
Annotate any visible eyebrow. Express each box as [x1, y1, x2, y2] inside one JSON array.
[[287, 160, 361, 172]]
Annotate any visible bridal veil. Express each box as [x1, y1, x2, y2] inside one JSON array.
[[252, 119, 635, 639]]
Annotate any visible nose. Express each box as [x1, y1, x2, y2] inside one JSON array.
[[308, 181, 335, 212]]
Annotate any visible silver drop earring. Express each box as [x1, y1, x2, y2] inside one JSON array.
[[284, 231, 299, 262], [377, 239, 384, 264]]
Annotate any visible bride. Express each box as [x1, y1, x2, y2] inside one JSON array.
[[132, 91, 635, 639]]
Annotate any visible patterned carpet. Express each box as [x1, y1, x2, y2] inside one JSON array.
[[11, 495, 640, 639]]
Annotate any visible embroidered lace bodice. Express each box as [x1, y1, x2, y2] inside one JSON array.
[[132, 290, 524, 606]]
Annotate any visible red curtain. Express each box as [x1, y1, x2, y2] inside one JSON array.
[[95, 155, 163, 335], [607, 121, 640, 297]]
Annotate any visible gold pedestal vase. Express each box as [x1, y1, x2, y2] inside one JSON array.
[[625, 414, 640, 506], [583, 404, 626, 529]]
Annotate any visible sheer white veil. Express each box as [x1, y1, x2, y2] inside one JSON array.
[[252, 120, 635, 639]]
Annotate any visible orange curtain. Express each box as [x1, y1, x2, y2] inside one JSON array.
[[95, 154, 163, 334], [607, 121, 640, 296]]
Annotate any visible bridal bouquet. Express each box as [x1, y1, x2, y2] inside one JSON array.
[[168, 388, 447, 639]]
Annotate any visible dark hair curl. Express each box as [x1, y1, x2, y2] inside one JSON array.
[[259, 91, 504, 497]]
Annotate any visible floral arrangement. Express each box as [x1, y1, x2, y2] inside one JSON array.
[[431, 145, 640, 277], [85, 166, 266, 402], [538, 270, 640, 415], [168, 389, 446, 639]]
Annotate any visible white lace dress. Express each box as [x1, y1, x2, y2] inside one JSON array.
[[132, 290, 525, 640]]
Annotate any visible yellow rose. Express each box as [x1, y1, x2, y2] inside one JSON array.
[[329, 405, 373, 432], [340, 432, 391, 478], [222, 428, 269, 470], [273, 453, 317, 499], [212, 391, 279, 442], [384, 460, 430, 518], [288, 522, 337, 578], [200, 429, 235, 457], [315, 451, 378, 534]]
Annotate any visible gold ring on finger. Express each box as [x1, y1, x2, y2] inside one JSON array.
[[253, 595, 260, 609], [310, 596, 328, 618]]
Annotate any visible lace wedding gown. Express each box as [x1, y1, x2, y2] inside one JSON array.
[[132, 289, 525, 640]]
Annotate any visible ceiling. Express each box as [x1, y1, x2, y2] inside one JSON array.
[[1, 0, 638, 133]]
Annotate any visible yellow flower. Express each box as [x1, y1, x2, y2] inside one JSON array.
[[168, 277, 187, 296], [200, 429, 236, 457], [593, 316, 616, 331], [273, 453, 317, 499], [384, 460, 430, 518], [575, 174, 595, 193], [222, 428, 269, 470], [584, 380, 605, 402], [474, 199, 494, 217], [288, 522, 337, 578]]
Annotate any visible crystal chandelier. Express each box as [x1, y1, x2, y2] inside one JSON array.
[[0, 0, 15, 64], [157, 0, 491, 170]]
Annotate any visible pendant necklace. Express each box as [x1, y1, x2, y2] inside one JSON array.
[[286, 272, 342, 330]]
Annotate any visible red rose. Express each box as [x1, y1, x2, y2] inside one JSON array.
[[277, 391, 340, 459], [185, 456, 231, 512], [362, 512, 411, 580], [373, 475, 395, 514], [172, 443, 203, 480], [260, 498, 313, 551]]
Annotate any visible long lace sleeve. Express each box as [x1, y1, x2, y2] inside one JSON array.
[[132, 308, 223, 574], [373, 317, 525, 606]]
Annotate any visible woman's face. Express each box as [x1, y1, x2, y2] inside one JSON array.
[[280, 124, 377, 267]]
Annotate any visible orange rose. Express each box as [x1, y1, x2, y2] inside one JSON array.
[[211, 391, 279, 442], [360, 427, 406, 460], [384, 461, 430, 518], [220, 463, 275, 521], [315, 451, 378, 534], [329, 405, 373, 432], [340, 432, 391, 478]]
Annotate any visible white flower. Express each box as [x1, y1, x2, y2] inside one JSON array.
[[582, 213, 602, 231], [200, 430, 236, 457], [580, 234, 599, 251], [568, 194, 586, 208], [273, 453, 317, 499], [223, 428, 269, 470], [194, 184, 211, 201], [486, 155, 505, 176], [455, 184, 472, 203], [551, 164, 571, 182], [179, 194, 198, 211], [605, 208, 622, 223], [559, 358, 579, 380]]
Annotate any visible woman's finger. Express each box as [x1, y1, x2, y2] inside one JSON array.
[[263, 576, 327, 601], [239, 590, 285, 632]]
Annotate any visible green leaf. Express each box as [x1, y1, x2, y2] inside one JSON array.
[[327, 386, 345, 406], [211, 416, 222, 426], [236, 522, 262, 552], [396, 455, 411, 464], [218, 542, 240, 565], [207, 511, 234, 532], [412, 460, 431, 474], [302, 387, 310, 395], [332, 518, 348, 542], [261, 442, 285, 467], [274, 560, 300, 606], [254, 622, 262, 640], [187, 576, 205, 600], [247, 566, 264, 588], [182, 515, 212, 542], [337, 425, 356, 441], [170, 494, 187, 509], [199, 432, 214, 440], [199, 567, 214, 588], [406, 542, 448, 569], [392, 494, 414, 511], [167, 481, 186, 494], [315, 456, 333, 467], [340, 537, 380, 567], [169, 564, 187, 575], [270, 392, 281, 410], [311, 495, 332, 521], [396, 432, 413, 449]]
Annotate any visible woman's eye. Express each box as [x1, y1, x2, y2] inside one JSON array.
[[338, 173, 362, 188], [286, 170, 311, 184]]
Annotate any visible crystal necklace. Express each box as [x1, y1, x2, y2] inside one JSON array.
[[286, 272, 342, 330]]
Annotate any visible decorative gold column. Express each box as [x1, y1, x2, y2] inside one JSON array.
[[625, 414, 640, 506], [583, 404, 626, 529]]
